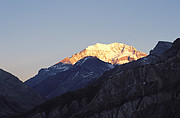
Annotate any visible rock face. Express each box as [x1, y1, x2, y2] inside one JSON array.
[[25, 63, 72, 88], [26, 38, 180, 118], [150, 41, 172, 56], [0, 69, 44, 117], [30, 56, 114, 99], [60, 43, 147, 65]]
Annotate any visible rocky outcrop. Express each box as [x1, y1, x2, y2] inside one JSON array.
[[26, 38, 180, 118], [59, 43, 147, 65], [150, 41, 172, 56], [0, 69, 44, 117]]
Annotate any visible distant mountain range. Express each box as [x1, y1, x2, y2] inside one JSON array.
[[25, 39, 180, 118], [25, 43, 147, 99]]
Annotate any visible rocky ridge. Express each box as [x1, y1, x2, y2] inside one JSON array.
[[25, 63, 72, 88], [150, 41, 172, 56]]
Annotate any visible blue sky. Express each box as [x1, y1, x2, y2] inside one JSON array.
[[0, 0, 180, 81]]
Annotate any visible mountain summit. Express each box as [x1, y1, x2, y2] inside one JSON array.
[[60, 43, 147, 65]]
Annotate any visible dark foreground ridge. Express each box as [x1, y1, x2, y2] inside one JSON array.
[[0, 69, 44, 118]]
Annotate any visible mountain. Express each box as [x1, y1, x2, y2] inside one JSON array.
[[0, 69, 44, 117], [60, 43, 147, 65], [30, 56, 114, 99], [25, 42, 147, 89], [25, 43, 147, 98], [25, 38, 180, 118], [25, 63, 72, 88]]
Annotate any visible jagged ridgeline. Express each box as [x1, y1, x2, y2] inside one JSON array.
[[24, 39, 180, 118]]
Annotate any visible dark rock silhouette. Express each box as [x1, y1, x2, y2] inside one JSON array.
[[0, 69, 44, 117], [150, 41, 172, 56]]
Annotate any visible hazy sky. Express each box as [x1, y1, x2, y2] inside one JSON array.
[[0, 0, 180, 81]]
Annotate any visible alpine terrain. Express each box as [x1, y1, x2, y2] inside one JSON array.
[[25, 43, 147, 99], [25, 38, 180, 118]]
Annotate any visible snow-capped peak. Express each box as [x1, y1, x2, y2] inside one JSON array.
[[59, 42, 147, 65], [86, 43, 126, 51]]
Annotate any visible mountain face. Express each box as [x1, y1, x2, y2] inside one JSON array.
[[150, 41, 172, 56], [25, 42, 146, 98], [30, 56, 114, 99], [25, 63, 72, 88], [0, 69, 44, 117], [25, 38, 180, 118], [60, 43, 147, 65]]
